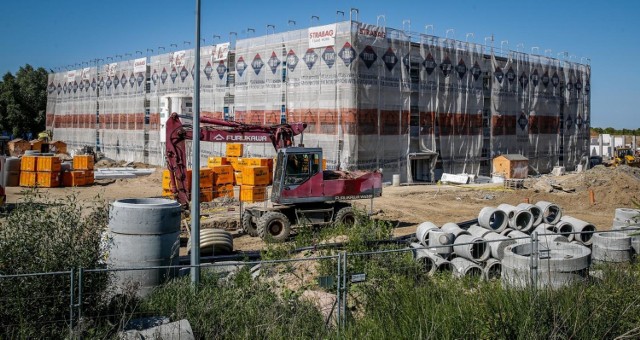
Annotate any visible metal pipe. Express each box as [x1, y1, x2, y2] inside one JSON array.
[[69, 268, 75, 332], [466, 33, 474, 42], [77, 268, 83, 321], [425, 24, 433, 35], [190, 0, 202, 287]]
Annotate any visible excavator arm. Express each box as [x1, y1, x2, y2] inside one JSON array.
[[165, 112, 306, 208]]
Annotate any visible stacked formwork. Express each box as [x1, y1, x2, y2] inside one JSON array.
[[45, 19, 590, 179]]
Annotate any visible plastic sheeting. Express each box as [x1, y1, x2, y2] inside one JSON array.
[[46, 20, 590, 179]]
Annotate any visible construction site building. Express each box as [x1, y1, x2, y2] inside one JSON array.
[[45, 20, 591, 182]]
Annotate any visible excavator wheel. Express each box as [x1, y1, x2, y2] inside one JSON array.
[[334, 206, 358, 227], [242, 210, 259, 237], [257, 211, 291, 242]]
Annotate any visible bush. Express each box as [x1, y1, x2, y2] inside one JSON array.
[[0, 190, 109, 337]]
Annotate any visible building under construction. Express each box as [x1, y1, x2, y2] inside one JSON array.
[[45, 20, 591, 182]]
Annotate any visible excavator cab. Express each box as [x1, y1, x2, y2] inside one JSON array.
[[272, 147, 322, 203]]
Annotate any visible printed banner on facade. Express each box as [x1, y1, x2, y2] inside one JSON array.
[[134, 58, 147, 73], [309, 24, 337, 48], [213, 42, 230, 61]]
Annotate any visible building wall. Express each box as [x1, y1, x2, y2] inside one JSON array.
[[46, 20, 591, 180]]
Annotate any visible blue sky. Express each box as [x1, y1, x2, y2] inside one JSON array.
[[1, 0, 638, 129]]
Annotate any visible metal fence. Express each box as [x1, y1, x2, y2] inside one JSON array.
[[1, 228, 636, 337]]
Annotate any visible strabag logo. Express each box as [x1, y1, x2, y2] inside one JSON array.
[[268, 51, 281, 74], [322, 46, 336, 68], [180, 66, 189, 82], [129, 73, 136, 87], [236, 57, 247, 77], [423, 53, 436, 75], [506, 67, 516, 84], [551, 72, 560, 88], [120, 73, 127, 88], [440, 55, 452, 77], [216, 61, 227, 80], [494, 66, 504, 84], [252, 54, 264, 75], [471, 61, 482, 81], [541, 71, 550, 87], [286, 49, 299, 72], [359, 45, 377, 69], [136, 72, 144, 86], [519, 72, 528, 89], [456, 59, 467, 79], [303, 49, 318, 70], [204, 61, 213, 80], [530, 69, 540, 87], [152, 70, 159, 85], [170, 67, 178, 84], [518, 112, 528, 131], [308, 24, 336, 48], [382, 47, 398, 71], [338, 42, 356, 66]]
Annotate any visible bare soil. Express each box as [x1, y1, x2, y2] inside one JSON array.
[[6, 164, 640, 252]]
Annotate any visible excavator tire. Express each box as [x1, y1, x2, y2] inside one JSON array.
[[334, 206, 357, 227], [242, 210, 259, 237], [257, 211, 291, 243]]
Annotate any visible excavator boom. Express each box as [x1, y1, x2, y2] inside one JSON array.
[[165, 113, 306, 207]]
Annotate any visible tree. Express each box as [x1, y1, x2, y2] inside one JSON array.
[[0, 64, 48, 137]]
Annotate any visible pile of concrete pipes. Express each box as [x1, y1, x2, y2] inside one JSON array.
[[411, 201, 602, 287], [611, 207, 640, 255]]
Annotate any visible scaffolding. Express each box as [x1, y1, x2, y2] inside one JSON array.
[[46, 19, 590, 181]]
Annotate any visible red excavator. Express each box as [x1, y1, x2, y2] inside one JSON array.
[[165, 113, 382, 241]]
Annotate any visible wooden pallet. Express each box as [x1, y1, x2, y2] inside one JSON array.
[[504, 179, 525, 190]]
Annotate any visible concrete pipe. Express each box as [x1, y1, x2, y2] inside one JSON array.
[[109, 198, 182, 235], [614, 208, 640, 221], [497, 204, 518, 220], [534, 201, 563, 225], [500, 228, 515, 236], [591, 234, 632, 263], [553, 220, 575, 242], [484, 232, 517, 260], [468, 224, 493, 238], [517, 203, 544, 227], [502, 242, 591, 289], [535, 224, 570, 245], [484, 258, 502, 280], [441, 222, 471, 238], [510, 209, 534, 232], [413, 248, 454, 275], [478, 207, 509, 232], [416, 222, 439, 246], [451, 257, 484, 278], [560, 216, 597, 246], [428, 229, 455, 257], [505, 229, 531, 244], [453, 235, 490, 262]]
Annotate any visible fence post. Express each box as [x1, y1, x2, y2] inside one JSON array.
[[77, 268, 84, 323], [69, 268, 75, 334], [531, 232, 538, 289], [341, 251, 348, 328], [335, 252, 341, 334]]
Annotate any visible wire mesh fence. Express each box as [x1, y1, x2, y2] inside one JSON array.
[[2, 228, 640, 337]]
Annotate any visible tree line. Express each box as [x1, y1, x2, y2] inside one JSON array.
[[0, 64, 48, 139], [591, 127, 640, 136]]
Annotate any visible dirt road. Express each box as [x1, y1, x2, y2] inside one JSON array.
[[6, 164, 640, 251]]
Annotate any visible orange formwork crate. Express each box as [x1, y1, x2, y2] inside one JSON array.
[[214, 184, 234, 198], [210, 165, 234, 185], [21, 155, 38, 171], [19, 171, 37, 187], [162, 168, 213, 190], [36, 172, 60, 188], [37, 156, 62, 172], [227, 157, 246, 172], [207, 156, 229, 167], [240, 185, 267, 202], [242, 166, 270, 186], [226, 143, 243, 157], [62, 171, 86, 187], [234, 171, 243, 185], [245, 158, 273, 170], [84, 170, 94, 185], [73, 155, 94, 170]]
